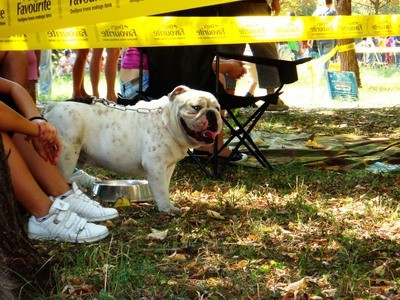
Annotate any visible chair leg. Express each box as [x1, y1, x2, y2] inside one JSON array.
[[186, 150, 215, 178], [220, 104, 274, 170]]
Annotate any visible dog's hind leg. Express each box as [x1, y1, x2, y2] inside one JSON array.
[[56, 143, 82, 181]]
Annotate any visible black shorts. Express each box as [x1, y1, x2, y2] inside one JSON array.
[[1, 94, 18, 137], [0, 94, 17, 111]]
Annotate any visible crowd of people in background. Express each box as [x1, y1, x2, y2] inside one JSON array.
[[16, 0, 397, 104], [21, 40, 400, 106], [356, 36, 400, 66]]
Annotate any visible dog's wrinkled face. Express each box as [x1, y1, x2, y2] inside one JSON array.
[[169, 85, 222, 145]]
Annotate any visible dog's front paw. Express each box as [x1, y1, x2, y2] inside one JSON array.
[[158, 204, 181, 214]]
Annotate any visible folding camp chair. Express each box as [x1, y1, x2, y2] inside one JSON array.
[[143, 45, 311, 178], [201, 52, 313, 177]]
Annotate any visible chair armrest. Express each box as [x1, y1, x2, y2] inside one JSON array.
[[216, 92, 280, 109], [216, 52, 313, 84]]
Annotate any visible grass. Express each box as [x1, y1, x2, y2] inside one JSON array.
[[25, 65, 400, 299]]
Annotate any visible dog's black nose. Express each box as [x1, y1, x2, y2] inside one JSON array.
[[206, 110, 219, 131]]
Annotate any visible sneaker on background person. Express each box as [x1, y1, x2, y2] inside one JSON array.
[[28, 198, 109, 243], [53, 182, 119, 222], [266, 98, 290, 111], [255, 98, 290, 111]]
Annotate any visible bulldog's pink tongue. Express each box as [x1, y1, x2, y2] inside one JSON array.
[[203, 130, 218, 140]]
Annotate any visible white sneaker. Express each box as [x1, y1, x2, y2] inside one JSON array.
[[67, 169, 99, 190], [28, 198, 109, 243], [58, 182, 119, 222]]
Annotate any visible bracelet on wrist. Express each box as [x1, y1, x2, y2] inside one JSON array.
[[29, 115, 48, 122]]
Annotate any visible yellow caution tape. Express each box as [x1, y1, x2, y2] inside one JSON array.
[[0, 0, 239, 37], [0, 13, 400, 50], [337, 43, 356, 52]]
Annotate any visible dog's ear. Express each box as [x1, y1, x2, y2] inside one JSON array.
[[168, 85, 190, 101]]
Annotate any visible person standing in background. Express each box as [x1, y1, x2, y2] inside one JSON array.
[[312, 0, 337, 72], [118, 48, 149, 101], [0, 51, 28, 88], [38, 50, 53, 100], [25, 50, 40, 102], [90, 48, 120, 102], [385, 36, 394, 65], [72, 48, 120, 102], [71, 49, 92, 100], [287, 12, 305, 60], [393, 36, 400, 66], [218, 0, 289, 111], [57, 49, 73, 76]]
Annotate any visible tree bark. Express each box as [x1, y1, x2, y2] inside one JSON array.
[[0, 135, 47, 299], [335, 0, 362, 87]]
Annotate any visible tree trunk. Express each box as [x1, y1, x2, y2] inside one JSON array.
[[0, 135, 48, 299], [335, 0, 362, 87]]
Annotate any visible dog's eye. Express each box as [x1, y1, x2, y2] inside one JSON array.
[[192, 105, 201, 111]]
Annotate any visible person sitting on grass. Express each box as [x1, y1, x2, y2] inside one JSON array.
[[0, 77, 118, 243]]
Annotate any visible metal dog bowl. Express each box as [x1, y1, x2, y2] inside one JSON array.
[[92, 180, 154, 202]]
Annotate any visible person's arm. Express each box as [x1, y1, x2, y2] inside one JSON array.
[[0, 77, 63, 163], [212, 59, 246, 79], [35, 50, 41, 78], [0, 77, 41, 119], [0, 77, 58, 142], [0, 101, 39, 136], [0, 101, 62, 164]]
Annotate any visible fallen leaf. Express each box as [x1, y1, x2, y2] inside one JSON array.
[[235, 259, 248, 269], [186, 260, 197, 268], [321, 288, 337, 297], [104, 220, 114, 227], [71, 277, 82, 285], [306, 139, 325, 149], [114, 196, 130, 208], [284, 277, 307, 292], [147, 228, 169, 240], [355, 184, 367, 191], [168, 252, 187, 262], [122, 218, 137, 226], [207, 209, 225, 220], [167, 279, 178, 285], [373, 263, 386, 275]]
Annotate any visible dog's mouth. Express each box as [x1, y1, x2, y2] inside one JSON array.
[[180, 118, 219, 144]]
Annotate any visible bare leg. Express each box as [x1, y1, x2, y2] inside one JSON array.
[[0, 51, 28, 89], [12, 133, 70, 198], [25, 50, 39, 102], [90, 48, 104, 98], [104, 48, 120, 102], [26, 80, 37, 102], [2, 132, 51, 218], [72, 49, 90, 99]]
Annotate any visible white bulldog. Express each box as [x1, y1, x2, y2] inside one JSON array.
[[44, 86, 222, 213]]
